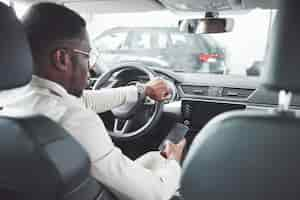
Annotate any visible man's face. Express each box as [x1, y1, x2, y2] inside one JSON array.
[[46, 30, 92, 97], [68, 31, 91, 97]]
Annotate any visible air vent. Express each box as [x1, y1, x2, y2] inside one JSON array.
[[222, 88, 255, 99], [181, 85, 209, 96]]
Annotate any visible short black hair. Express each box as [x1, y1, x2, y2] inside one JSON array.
[[22, 2, 86, 53]]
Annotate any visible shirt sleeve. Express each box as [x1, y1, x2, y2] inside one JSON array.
[[81, 86, 138, 113], [61, 107, 181, 200], [91, 148, 181, 200]]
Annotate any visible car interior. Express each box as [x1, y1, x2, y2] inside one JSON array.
[[2, 0, 300, 199]]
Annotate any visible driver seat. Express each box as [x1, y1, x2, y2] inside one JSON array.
[[181, 1, 300, 200], [0, 3, 113, 200]]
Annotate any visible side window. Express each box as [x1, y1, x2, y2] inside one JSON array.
[[129, 32, 151, 49], [94, 32, 128, 51]]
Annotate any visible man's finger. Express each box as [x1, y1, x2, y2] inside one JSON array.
[[178, 139, 186, 148]]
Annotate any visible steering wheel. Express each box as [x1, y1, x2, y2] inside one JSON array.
[[93, 62, 163, 141]]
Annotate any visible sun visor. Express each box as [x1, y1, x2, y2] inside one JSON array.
[[158, 0, 243, 12], [243, 0, 278, 10], [66, 0, 164, 14], [262, 1, 300, 93]]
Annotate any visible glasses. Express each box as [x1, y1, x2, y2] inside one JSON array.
[[73, 48, 98, 70]]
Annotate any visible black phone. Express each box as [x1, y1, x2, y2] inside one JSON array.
[[159, 123, 189, 151]]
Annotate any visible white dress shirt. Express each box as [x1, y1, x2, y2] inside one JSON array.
[[0, 76, 181, 200]]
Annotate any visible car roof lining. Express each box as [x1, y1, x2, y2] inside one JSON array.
[[12, 0, 278, 14], [13, 0, 165, 13]]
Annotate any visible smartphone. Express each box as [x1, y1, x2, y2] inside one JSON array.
[[159, 123, 189, 151]]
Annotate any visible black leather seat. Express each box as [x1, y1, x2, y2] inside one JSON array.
[[181, 1, 300, 200], [0, 116, 101, 200], [0, 3, 113, 200]]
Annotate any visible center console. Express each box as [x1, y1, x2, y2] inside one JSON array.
[[182, 99, 246, 130]]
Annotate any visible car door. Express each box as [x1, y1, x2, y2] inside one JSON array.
[[150, 30, 173, 68], [123, 30, 157, 63]]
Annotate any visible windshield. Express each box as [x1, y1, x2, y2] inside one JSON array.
[[13, 2, 274, 77], [87, 9, 275, 76]]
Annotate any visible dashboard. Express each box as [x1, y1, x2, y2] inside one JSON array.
[[89, 66, 300, 133], [152, 68, 300, 130], [89, 66, 300, 158]]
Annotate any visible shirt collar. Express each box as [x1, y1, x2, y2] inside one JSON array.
[[0, 84, 31, 106], [31, 75, 69, 98]]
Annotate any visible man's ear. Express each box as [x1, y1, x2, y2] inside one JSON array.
[[51, 49, 70, 71]]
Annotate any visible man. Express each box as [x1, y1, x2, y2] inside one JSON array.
[[0, 3, 186, 200]]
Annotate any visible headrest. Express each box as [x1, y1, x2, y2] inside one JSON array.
[[0, 3, 33, 90], [262, 1, 300, 93]]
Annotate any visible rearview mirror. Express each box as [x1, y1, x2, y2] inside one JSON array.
[[179, 13, 234, 34]]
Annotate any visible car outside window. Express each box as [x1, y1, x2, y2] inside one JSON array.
[[14, 4, 275, 77], [37, 7, 274, 77]]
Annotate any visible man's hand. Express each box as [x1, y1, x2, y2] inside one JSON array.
[[161, 139, 186, 162], [144, 79, 171, 101]]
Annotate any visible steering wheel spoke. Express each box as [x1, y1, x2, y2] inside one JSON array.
[[113, 118, 133, 134]]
